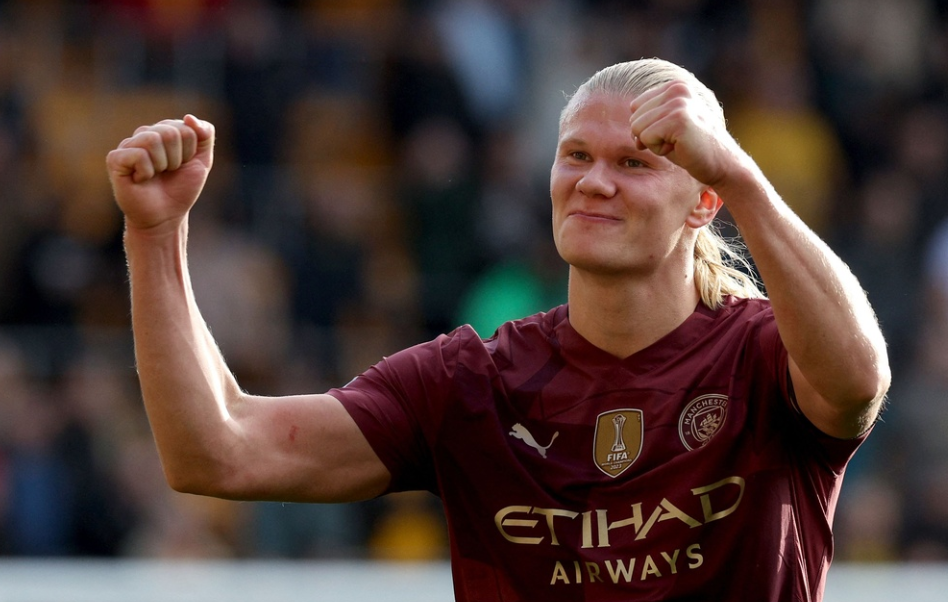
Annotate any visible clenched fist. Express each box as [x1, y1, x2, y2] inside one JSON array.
[[106, 115, 215, 234], [628, 81, 741, 189]]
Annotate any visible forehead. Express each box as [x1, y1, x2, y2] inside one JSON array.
[[558, 92, 633, 141]]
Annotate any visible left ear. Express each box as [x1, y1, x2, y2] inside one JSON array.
[[685, 187, 723, 228]]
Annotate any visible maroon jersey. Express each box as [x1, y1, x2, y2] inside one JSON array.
[[330, 299, 868, 601]]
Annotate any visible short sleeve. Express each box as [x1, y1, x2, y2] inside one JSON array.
[[749, 303, 871, 472], [328, 329, 470, 493]]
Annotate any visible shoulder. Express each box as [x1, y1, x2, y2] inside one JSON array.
[[488, 305, 564, 341], [482, 305, 565, 360], [706, 296, 778, 338], [679, 297, 785, 379], [719, 295, 782, 351], [717, 295, 773, 317]]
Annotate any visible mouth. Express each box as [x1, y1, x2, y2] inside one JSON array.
[[568, 210, 622, 222]]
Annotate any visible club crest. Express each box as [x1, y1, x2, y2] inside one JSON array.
[[678, 394, 729, 451], [593, 409, 643, 478]]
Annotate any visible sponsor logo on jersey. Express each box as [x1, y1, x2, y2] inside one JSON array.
[[548, 543, 705, 585], [678, 394, 728, 451], [593, 409, 643, 477], [494, 475, 745, 548], [509, 423, 559, 458]]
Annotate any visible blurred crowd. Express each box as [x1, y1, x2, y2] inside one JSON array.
[[0, 0, 946, 563]]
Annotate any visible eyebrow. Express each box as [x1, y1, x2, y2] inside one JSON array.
[[557, 136, 585, 147], [557, 136, 642, 156]]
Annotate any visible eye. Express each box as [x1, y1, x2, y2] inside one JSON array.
[[569, 151, 590, 161], [624, 158, 645, 168]]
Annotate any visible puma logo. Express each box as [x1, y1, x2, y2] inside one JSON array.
[[509, 423, 559, 458]]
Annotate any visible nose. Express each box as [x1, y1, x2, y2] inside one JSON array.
[[576, 160, 617, 198]]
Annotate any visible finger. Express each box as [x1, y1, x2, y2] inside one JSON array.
[[110, 116, 213, 184], [107, 146, 156, 184], [635, 131, 675, 156], [630, 107, 677, 156], [628, 80, 679, 116], [629, 81, 692, 134], [127, 120, 198, 172], [153, 123, 189, 171], [629, 84, 675, 154], [119, 127, 171, 177], [155, 119, 205, 169], [153, 120, 194, 170]]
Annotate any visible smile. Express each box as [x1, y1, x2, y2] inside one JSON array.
[[569, 210, 622, 222]]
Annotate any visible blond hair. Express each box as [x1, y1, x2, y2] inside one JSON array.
[[563, 58, 765, 308]]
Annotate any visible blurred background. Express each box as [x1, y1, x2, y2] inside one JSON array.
[[0, 0, 946, 569]]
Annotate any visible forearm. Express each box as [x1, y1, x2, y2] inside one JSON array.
[[124, 219, 243, 489], [716, 161, 890, 408]]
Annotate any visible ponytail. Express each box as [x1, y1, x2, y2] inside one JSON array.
[[693, 224, 766, 308]]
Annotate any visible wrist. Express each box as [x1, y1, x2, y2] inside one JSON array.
[[123, 214, 190, 243], [710, 155, 779, 214]]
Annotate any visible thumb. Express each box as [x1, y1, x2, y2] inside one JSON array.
[[184, 114, 215, 169]]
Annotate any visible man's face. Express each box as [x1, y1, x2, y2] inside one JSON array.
[[550, 91, 706, 277]]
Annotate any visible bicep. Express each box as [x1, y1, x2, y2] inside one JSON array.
[[226, 392, 390, 503], [788, 356, 882, 440]]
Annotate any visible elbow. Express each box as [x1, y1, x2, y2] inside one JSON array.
[[819, 368, 890, 440], [792, 346, 891, 439], [838, 354, 892, 428], [872, 361, 892, 404], [160, 454, 241, 499], [866, 329, 893, 401], [840, 333, 892, 404], [164, 469, 209, 496], [863, 347, 892, 404], [162, 462, 215, 497], [843, 354, 891, 409]]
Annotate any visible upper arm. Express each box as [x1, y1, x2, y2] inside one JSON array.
[[788, 356, 885, 440], [201, 392, 391, 503]]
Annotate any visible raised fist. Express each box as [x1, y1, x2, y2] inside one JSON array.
[[106, 115, 215, 233]]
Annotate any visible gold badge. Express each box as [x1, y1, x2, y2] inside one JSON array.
[[593, 409, 643, 478]]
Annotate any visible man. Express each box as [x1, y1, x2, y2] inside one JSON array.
[[107, 59, 890, 600]]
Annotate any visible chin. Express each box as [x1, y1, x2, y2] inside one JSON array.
[[560, 244, 663, 278], [560, 250, 634, 276]]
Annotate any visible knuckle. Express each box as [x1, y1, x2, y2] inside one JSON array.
[[665, 80, 692, 94], [134, 129, 163, 148], [153, 123, 182, 143]]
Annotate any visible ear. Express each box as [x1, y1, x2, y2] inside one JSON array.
[[685, 188, 723, 229]]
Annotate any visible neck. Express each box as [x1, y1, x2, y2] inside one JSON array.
[[567, 267, 700, 359]]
